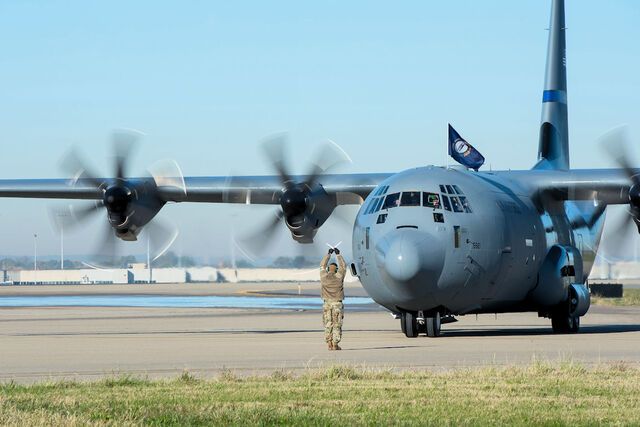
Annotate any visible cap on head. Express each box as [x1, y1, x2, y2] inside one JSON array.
[[328, 262, 338, 272]]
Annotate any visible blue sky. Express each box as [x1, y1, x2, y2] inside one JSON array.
[[0, 1, 639, 260]]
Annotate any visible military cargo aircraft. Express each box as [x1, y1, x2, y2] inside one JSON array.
[[0, 0, 635, 336]]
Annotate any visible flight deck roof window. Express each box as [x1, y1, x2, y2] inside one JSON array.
[[439, 185, 446, 193], [383, 192, 401, 209], [445, 185, 455, 194], [423, 192, 441, 209], [441, 195, 452, 211], [450, 196, 464, 213], [400, 191, 421, 206], [453, 185, 463, 194]]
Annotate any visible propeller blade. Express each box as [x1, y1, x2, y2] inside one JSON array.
[[92, 222, 119, 267], [112, 129, 142, 180], [304, 139, 352, 188], [237, 209, 284, 257], [146, 219, 179, 262], [148, 159, 186, 196], [600, 125, 640, 187], [59, 148, 104, 188], [261, 133, 293, 189]]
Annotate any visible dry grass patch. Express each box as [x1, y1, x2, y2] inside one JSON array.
[[592, 288, 640, 306]]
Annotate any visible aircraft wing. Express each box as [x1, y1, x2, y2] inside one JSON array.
[[0, 173, 391, 205], [492, 169, 632, 204]]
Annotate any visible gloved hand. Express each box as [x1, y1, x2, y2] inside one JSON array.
[[334, 248, 340, 255], [328, 248, 334, 254]]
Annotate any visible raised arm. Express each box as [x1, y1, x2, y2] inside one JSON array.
[[319, 253, 330, 280], [336, 254, 347, 280]]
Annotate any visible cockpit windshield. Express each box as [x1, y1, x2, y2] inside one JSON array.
[[400, 191, 420, 206]]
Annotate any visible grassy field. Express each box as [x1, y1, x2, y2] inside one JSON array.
[[592, 288, 640, 306], [1, 364, 639, 425]]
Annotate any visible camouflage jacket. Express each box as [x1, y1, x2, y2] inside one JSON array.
[[320, 254, 346, 302]]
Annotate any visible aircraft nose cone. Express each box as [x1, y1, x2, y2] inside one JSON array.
[[384, 235, 423, 282], [378, 229, 445, 288]]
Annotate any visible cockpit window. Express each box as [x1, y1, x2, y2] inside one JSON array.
[[383, 192, 401, 209], [453, 185, 463, 194], [364, 198, 377, 214], [423, 192, 441, 209], [400, 191, 421, 206], [372, 197, 384, 213], [459, 196, 473, 213], [441, 195, 452, 211], [445, 185, 455, 194], [439, 185, 446, 193], [450, 196, 464, 213]]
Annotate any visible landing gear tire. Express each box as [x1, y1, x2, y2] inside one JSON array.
[[551, 315, 580, 333], [426, 312, 441, 337], [401, 312, 418, 338]]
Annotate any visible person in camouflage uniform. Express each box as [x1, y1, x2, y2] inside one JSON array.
[[320, 247, 347, 350]]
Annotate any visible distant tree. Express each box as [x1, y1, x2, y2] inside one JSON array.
[[273, 256, 292, 268]]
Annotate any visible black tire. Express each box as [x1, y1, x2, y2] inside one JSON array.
[[551, 315, 580, 333], [400, 314, 407, 335], [402, 312, 418, 338], [426, 312, 441, 337]]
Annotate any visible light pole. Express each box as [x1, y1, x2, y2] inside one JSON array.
[[33, 233, 37, 284], [147, 234, 152, 284]]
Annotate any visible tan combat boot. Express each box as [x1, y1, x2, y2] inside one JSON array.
[[328, 341, 333, 350], [333, 342, 341, 351]]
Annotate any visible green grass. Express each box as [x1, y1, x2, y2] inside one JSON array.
[[1, 364, 640, 425], [592, 288, 640, 306]]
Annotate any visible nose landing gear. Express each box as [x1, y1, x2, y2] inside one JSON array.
[[400, 311, 441, 337]]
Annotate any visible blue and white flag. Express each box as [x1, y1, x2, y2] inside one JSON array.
[[448, 124, 484, 171]]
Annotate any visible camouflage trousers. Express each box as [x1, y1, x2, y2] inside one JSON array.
[[323, 300, 344, 343]]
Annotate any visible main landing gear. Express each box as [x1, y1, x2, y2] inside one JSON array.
[[401, 311, 441, 337]]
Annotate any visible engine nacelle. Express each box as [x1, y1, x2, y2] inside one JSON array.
[[105, 179, 165, 241], [529, 244, 583, 307], [283, 186, 336, 244]]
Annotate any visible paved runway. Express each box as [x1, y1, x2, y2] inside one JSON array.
[[1, 283, 639, 382]]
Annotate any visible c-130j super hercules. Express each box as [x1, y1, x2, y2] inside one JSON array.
[[0, 0, 636, 336]]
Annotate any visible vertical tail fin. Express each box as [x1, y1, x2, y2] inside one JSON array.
[[535, 0, 570, 170]]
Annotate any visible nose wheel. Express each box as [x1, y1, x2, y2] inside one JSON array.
[[426, 312, 441, 337], [401, 312, 441, 338], [401, 312, 418, 338]]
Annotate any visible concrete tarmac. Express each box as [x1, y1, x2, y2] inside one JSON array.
[[1, 282, 639, 382]]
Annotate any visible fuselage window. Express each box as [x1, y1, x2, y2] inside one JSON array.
[[362, 198, 373, 214], [376, 213, 387, 224], [445, 185, 455, 194], [442, 195, 452, 211], [400, 191, 421, 206], [433, 212, 444, 223], [453, 185, 463, 194], [450, 196, 464, 213], [423, 192, 441, 209], [459, 196, 473, 213], [439, 185, 446, 193], [373, 197, 384, 213], [383, 192, 401, 209], [364, 198, 377, 214]]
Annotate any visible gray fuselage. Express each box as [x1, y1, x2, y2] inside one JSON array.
[[352, 166, 604, 316]]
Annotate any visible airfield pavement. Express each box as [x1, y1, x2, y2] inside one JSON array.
[[1, 281, 639, 383]]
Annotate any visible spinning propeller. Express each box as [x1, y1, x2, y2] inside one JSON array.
[[232, 133, 353, 258], [600, 126, 640, 246], [53, 130, 181, 265]]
